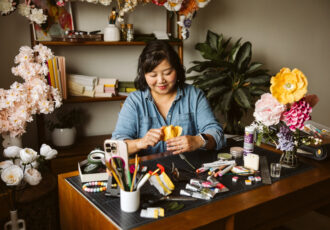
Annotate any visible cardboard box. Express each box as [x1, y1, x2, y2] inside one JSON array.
[[78, 160, 108, 183]]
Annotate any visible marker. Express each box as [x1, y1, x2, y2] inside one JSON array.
[[136, 171, 152, 190]]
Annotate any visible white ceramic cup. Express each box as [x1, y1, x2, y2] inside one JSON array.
[[120, 189, 140, 213]]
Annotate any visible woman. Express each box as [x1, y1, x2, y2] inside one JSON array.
[[112, 40, 225, 155]]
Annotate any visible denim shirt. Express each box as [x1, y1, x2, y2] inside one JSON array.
[[112, 84, 226, 155]]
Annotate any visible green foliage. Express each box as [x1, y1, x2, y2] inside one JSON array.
[[187, 30, 271, 134], [47, 108, 89, 130]]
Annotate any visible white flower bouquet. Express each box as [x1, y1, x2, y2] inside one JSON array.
[[0, 144, 58, 186], [0, 44, 62, 138]]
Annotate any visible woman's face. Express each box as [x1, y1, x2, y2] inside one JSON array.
[[145, 59, 177, 96]]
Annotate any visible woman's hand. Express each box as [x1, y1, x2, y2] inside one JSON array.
[[136, 128, 164, 150], [166, 135, 203, 155]]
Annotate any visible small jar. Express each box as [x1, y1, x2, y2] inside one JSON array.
[[126, 24, 134, 42], [120, 24, 127, 41]]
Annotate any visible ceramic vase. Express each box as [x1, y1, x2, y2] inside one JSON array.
[[1, 133, 23, 148], [4, 210, 26, 230]]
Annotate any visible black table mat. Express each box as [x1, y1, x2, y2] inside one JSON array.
[[66, 140, 314, 230]]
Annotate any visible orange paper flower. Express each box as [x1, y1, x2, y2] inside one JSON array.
[[270, 67, 308, 104], [162, 125, 182, 141]]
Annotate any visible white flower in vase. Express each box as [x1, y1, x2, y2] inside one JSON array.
[[40, 144, 58, 160], [24, 168, 42, 186], [19, 148, 38, 164], [4, 146, 22, 158], [1, 165, 24, 186], [0, 160, 14, 173]]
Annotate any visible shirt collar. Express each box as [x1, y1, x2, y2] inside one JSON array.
[[143, 86, 184, 101]]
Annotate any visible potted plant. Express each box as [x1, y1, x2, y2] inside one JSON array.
[[47, 108, 88, 147], [187, 30, 271, 134]]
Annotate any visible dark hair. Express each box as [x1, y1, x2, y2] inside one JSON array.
[[134, 40, 185, 91]]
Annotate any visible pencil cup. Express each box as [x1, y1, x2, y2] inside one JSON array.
[[120, 189, 140, 213]]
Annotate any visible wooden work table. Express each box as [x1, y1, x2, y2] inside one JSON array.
[[58, 144, 330, 230]]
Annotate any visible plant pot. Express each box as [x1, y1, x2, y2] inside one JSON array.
[[51, 127, 76, 147]]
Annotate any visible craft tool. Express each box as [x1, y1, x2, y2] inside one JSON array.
[[218, 163, 236, 177], [105, 160, 124, 190], [130, 154, 139, 192], [259, 156, 272, 184], [179, 154, 196, 170], [137, 171, 153, 190]]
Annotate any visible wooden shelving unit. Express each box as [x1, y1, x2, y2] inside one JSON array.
[[31, 10, 183, 175]]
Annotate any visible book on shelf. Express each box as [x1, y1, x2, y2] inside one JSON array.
[[95, 92, 113, 98], [46, 56, 68, 100], [68, 74, 98, 87], [68, 80, 85, 93]]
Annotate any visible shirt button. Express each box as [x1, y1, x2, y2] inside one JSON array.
[[168, 115, 171, 118]]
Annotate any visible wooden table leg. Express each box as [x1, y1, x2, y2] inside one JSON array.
[[225, 215, 235, 230]]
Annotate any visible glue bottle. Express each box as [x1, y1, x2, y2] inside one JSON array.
[[243, 126, 255, 155]]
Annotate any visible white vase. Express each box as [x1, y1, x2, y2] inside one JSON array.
[[51, 127, 76, 147], [104, 24, 120, 41], [4, 210, 26, 230], [1, 133, 23, 148]]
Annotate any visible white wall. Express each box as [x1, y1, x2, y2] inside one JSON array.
[[1, 0, 329, 148]]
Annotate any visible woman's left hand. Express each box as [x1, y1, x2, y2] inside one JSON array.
[[166, 135, 202, 155]]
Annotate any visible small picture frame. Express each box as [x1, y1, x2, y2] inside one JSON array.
[[32, 0, 74, 41]]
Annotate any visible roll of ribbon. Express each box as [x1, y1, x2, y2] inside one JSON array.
[[88, 149, 105, 164]]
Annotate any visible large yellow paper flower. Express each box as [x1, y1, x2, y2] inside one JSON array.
[[270, 68, 308, 104]]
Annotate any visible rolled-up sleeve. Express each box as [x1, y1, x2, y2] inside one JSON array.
[[195, 89, 226, 150], [111, 95, 138, 140]]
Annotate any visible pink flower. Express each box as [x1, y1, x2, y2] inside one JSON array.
[[253, 93, 286, 126], [281, 98, 312, 131]]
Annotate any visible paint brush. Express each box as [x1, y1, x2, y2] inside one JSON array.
[[130, 154, 139, 192]]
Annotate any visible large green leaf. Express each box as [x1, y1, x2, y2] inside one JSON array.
[[221, 90, 234, 111], [186, 75, 203, 80], [195, 74, 228, 89], [246, 62, 263, 74], [234, 88, 251, 109], [206, 30, 219, 51], [186, 61, 215, 73], [229, 38, 242, 62], [195, 43, 218, 60], [206, 86, 229, 99], [250, 88, 268, 96], [217, 34, 224, 53], [235, 42, 252, 71], [244, 74, 270, 85]]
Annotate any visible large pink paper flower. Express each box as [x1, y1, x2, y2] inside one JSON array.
[[281, 98, 312, 131], [253, 93, 286, 126]]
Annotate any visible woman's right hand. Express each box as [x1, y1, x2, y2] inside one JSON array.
[[136, 128, 164, 150]]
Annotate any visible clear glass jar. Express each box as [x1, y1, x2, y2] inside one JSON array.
[[120, 24, 127, 41], [126, 24, 134, 42]]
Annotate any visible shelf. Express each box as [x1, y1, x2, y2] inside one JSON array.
[[64, 95, 127, 103], [36, 39, 183, 47]]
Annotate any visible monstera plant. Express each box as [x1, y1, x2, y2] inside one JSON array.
[[187, 30, 270, 134]]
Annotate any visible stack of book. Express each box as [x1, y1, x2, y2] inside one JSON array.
[[95, 78, 118, 97], [68, 74, 98, 97], [118, 81, 136, 96], [47, 56, 67, 99]]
